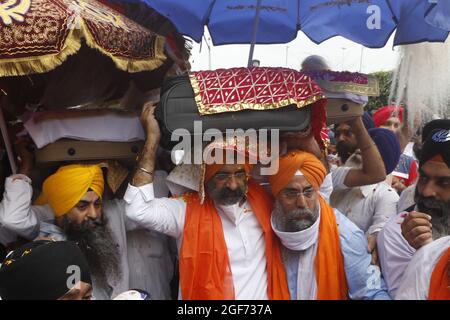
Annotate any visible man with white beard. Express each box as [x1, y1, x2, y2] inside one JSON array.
[[268, 150, 390, 299]]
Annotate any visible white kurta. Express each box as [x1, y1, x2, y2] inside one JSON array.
[[331, 165, 399, 235], [377, 212, 416, 297], [124, 183, 269, 300], [396, 236, 450, 300]]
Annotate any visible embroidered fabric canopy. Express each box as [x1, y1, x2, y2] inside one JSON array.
[[0, 0, 166, 77], [189, 67, 325, 116], [302, 71, 380, 97]]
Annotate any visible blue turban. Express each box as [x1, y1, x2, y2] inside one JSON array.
[[368, 128, 401, 175], [362, 112, 375, 130]]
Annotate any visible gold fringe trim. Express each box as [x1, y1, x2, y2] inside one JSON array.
[[190, 72, 326, 116], [315, 76, 380, 96], [0, 28, 82, 77], [80, 20, 166, 73], [0, 21, 166, 77]]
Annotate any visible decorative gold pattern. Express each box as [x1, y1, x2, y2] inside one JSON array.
[[0, 0, 166, 77], [314, 77, 379, 96]]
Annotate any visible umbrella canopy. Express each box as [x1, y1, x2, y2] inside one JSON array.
[[0, 0, 166, 77], [118, 0, 449, 61]]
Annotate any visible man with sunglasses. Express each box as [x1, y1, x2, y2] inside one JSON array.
[[124, 105, 290, 300]]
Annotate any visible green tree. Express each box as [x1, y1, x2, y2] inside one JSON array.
[[366, 71, 393, 112]]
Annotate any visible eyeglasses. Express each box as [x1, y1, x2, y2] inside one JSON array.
[[213, 171, 248, 183], [280, 188, 314, 200]]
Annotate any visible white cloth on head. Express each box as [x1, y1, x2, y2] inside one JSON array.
[[24, 112, 145, 148], [123, 182, 269, 300], [294, 170, 304, 177], [395, 236, 450, 300]]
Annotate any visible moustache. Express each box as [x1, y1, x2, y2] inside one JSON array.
[[417, 196, 446, 214], [220, 187, 245, 198], [286, 208, 315, 222]]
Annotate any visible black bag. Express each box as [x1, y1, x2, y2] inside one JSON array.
[[156, 76, 312, 149]]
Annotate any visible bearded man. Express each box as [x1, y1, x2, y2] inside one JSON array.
[[378, 124, 450, 298]]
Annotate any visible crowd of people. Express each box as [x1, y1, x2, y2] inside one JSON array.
[[0, 62, 448, 301]]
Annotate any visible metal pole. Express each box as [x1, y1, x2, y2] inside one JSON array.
[[285, 46, 289, 67], [247, 0, 263, 67], [359, 46, 364, 72], [341, 47, 346, 71], [0, 103, 17, 174]]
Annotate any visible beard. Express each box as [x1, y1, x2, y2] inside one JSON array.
[[415, 189, 450, 240], [206, 181, 247, 206], [62, 215, 122, 288], [273, 200, 320, 232], [336, 141, 357, 164]]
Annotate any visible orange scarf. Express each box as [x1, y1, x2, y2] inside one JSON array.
[[179, 180, 290, 300], [428, 248, 450, 300], [315, 196, 349, 300]]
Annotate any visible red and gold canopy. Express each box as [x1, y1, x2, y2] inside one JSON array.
[[189, 67, 325, 115], [0, 0, 166, 77]]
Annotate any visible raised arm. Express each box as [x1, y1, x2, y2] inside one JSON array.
[[343, 117, 386, 187], [0, 139, 39, 239], [124, 104, 186, 238]]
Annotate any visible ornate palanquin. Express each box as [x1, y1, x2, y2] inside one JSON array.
[[0, 0, 166, 77]]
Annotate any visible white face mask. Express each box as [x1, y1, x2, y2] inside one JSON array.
[[271, 203, 321, 251]]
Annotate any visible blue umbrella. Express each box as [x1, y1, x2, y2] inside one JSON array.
[[425, 0, 450, 31], [116, 0, 449, 65]]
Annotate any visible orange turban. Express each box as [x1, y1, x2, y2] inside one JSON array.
[[35, 165, 104, 217], [269, 151, 326, 196]]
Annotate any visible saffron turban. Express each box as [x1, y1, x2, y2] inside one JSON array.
[[372, 105, 404, 127], [35, 165, 104, 217], [269, 151, 326, 196]]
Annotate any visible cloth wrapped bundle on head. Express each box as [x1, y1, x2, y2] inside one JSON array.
[[0, 240, 91, 300], [372, 105, 404, 128], [368, 128, 402, 175], [268, 150, 348, 299], [35, 164, 104, 217]]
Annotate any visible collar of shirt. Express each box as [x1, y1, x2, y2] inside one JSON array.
[[359, 183, 378, 198], [271, 206, 321, 251], [215, 201, 249, 226]]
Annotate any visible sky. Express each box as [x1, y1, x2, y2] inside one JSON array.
[[189, 29, 399, 74]]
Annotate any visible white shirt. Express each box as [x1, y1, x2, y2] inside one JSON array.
[[396, 236, 450, 300], [330, 166, 399, 234], [377, 212, 416, 298], [0, 175, 39, 245], [123, 183, 269, 300]]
